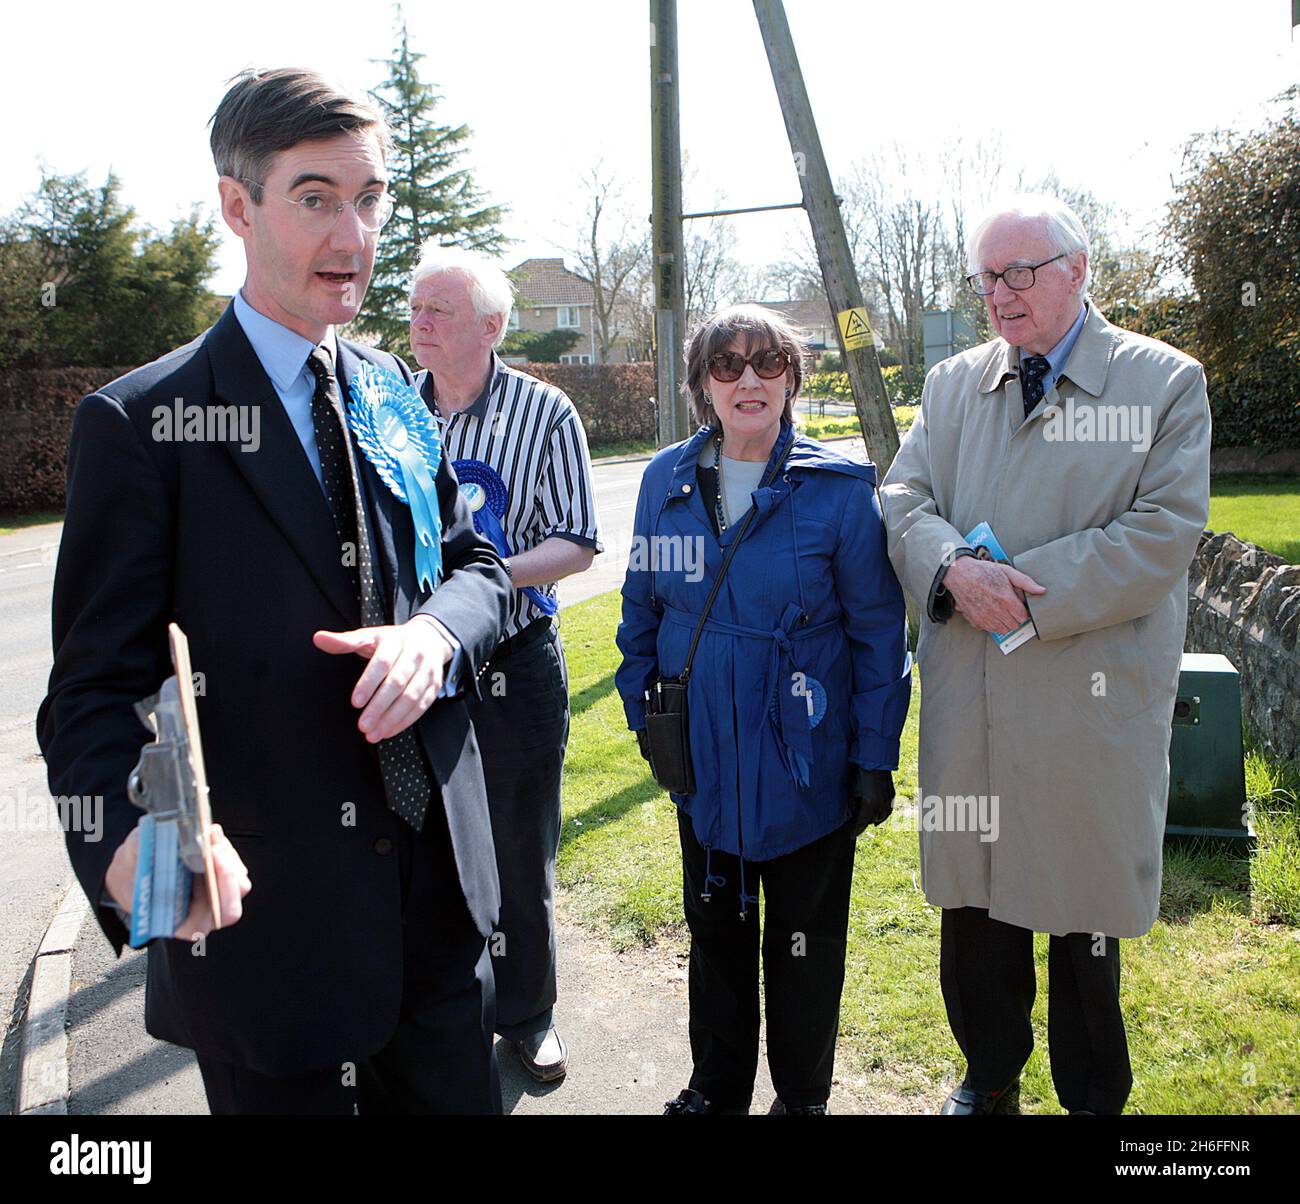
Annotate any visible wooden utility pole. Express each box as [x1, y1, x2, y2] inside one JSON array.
[[650, 0, 689, 446], [752, 0, 900, 474]]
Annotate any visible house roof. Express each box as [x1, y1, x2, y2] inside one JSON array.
[[750, 297, 834, 330], [510, 258, 595, 307]]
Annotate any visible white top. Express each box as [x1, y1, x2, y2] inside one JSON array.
[[701, 438, 768, 528]]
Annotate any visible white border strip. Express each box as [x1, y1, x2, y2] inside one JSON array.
[[17, 888, 88, 1115]]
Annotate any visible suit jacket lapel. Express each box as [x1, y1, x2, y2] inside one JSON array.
[[207, 305, 360, 626]]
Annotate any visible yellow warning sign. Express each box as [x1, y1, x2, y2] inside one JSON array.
[[836, 307, 874, 350]]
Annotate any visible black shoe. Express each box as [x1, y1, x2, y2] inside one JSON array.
[[513, 1027, 568, 1083], [768, 1098, 829, 1115], [663, 1088, 748, 1115], [939, 1077, 1020, 1115]]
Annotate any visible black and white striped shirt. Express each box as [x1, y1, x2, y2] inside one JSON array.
[[416, 354, 602, 641]]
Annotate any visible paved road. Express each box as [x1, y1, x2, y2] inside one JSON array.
[[3, 436, 873, 1115], [0, 524, 73, 1116]]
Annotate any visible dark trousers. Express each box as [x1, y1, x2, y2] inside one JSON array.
[[677, 809, 857, 1110], [197, 800, 500, 1115], [939, 906, 1132, 1114], [467, 623, 569, 1041]]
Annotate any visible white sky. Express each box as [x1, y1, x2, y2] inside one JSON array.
[[3, 0, 1296, 296]]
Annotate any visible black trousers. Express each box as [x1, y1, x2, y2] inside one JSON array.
[[939, 906, 1132, 1114], [466, 622, 569, 1041], [677, 809, 857, 1110], [197, 799, 500, 1115]]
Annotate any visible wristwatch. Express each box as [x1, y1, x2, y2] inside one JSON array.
[[503, 558, 513, 580], [929, 547, 977, 623]]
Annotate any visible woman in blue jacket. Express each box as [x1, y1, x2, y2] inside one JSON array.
[[616, 304, 911, 1115]]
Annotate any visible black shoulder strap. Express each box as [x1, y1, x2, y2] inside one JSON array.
[[680, 434, 795, 682]]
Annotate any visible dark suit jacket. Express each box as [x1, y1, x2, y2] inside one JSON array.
[[36, 302, 510, 1076]]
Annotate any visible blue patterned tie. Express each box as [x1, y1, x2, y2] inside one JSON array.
[[1020, 354, 1051, 417]]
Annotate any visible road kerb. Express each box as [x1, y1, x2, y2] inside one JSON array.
[[17, 888, 88, 1115]]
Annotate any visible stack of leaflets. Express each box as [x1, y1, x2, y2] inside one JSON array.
[[126, 624, 220, 946]]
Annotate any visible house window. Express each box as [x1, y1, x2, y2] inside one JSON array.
[[560, 354, 592, 365], [557, 306, 581, 329], [508, 311, 520, 330]]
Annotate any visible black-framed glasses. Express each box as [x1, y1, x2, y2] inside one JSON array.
[[707, 348, 791, 383], [965, 253, 1067, 296], [241, 178, 395, 233]]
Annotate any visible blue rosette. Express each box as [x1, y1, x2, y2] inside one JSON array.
[[347, 362, 444, 593], [453, 458, 558, 618]]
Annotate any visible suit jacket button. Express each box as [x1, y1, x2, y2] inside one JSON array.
[[374, 837, 394, 855], [681, 483, 692, 494]]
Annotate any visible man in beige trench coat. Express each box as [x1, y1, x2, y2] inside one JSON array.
[[880, 194, 1210, 1115]]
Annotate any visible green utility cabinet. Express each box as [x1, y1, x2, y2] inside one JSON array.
[[1165, 653, 1251, 842]]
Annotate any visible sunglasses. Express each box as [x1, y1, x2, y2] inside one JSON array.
[[706, 348, 792, 383]]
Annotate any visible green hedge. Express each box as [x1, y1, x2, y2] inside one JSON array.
[[804, 365, 922, 408], [1126, 295, 1300, 451], [513, 361, 657, 449], [0, 361, 661, 513], [0, 366, 134, 511]]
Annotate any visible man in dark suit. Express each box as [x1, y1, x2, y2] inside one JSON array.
[[36, 68, 511, 1114]]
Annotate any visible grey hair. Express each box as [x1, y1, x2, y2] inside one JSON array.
[[967, 193, 1091, 297], [409, 243, 514, 347]]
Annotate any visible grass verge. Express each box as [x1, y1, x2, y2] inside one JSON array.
[[1206, 474, 1300, 562], [558, 589, 1300, 1114], [0, 510, 64, 537], [797, 406, 917, 443]]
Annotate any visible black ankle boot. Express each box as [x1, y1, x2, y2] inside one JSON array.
[[939, 1077, 1021, 1115], [768, 1098, 829, 1115], [663, 1088, 748, 1115]]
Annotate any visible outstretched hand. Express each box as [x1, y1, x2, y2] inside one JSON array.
[[314, 618, 454, 741]]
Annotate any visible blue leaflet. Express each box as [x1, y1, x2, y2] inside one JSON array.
[[129, 815, 189, 947]]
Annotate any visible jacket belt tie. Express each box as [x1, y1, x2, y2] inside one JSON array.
[[663, 602, 838, 791]]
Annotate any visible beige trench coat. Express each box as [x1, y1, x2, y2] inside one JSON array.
[[881, 304, 1211, 937]]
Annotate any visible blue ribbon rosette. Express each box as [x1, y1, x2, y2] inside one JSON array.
[[452, 458, 558, 618], [347, 363, 444, 593]]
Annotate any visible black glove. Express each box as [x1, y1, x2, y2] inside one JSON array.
[[636, 728, 652, 763], [849, 768, 895, 837]]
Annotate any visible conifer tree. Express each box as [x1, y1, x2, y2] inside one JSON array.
[[360, 8, 507, 347]]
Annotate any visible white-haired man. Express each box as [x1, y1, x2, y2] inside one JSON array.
[[881, 195, 1210, 1114], [408, 245, 601, 1083]]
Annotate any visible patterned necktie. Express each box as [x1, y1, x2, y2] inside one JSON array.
[[1020, 354, 1051, 416], [307, 346, 432, 831]]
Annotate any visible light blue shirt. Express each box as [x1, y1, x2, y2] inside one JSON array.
[[1028, 301, 1088, 398], [233, 290, 333, 489], [232, 291, 463, 696]]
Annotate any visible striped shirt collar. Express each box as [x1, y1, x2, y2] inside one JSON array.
[[416, 352, 504, 420]]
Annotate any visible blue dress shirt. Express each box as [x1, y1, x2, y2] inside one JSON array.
[[1029, 301, 1088, 398], [232, 292, 462, 694]]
